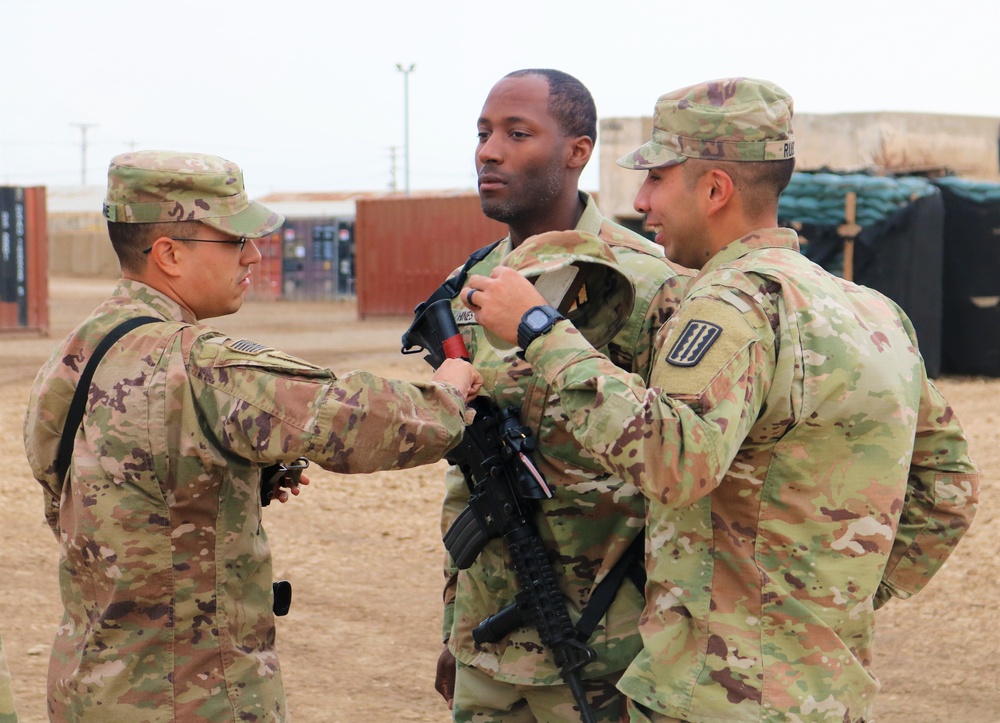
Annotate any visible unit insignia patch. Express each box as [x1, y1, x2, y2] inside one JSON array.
[[665, 320, 722, 367]]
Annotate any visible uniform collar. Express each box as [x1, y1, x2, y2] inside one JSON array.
[[575, 191, 603, 235], [498, 191, 600, 254], [701, 227, 800, 274], [112, 279, 199, 324]]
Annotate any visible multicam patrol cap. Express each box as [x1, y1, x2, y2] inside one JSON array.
[[102, 150, 283, 238], [618, 77, 795, 170], [499, 230, 635, 350]]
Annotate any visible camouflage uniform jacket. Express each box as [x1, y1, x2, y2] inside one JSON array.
[[442, 192, 693, 684], [524, 227, 979, 721], [0, 633, 15, 722], [24, 280, 468, 723]]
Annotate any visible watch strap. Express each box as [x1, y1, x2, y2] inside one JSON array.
[[517, 305, 564, 351]]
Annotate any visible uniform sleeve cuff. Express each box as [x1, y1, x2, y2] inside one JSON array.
[[524, 319, 602, 381]]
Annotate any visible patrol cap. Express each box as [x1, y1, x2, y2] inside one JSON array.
[[618, 77, 795, 170], [499, 230, 635, 350], [102, 150, 283, 238]]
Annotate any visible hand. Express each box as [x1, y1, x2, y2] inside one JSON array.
[[433, 358, 483, 402], [462, 267, 546, 345], [261, 458, 310, 506], [274, 471, 310, 504], [434, 644, 456, 710]]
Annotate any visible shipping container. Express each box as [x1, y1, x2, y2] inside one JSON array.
[[355, 192, 507, 318], [246, 231, 283, 300], [279, 217, 356, 300], [0, 186, 48, 335]]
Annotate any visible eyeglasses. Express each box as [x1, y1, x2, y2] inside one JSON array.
[[142, 237, 249, 254]]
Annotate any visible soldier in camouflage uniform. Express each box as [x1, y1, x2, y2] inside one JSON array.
[[0, 633, 16, 722], [23, 150, 481, 723], [463, 78, 980, 722], [434, 69, 692, 722]]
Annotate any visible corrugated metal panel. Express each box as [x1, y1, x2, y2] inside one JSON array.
[[247, 231, 283, 301], [0, 186, 49, 334], [355, 193, 507, 318]]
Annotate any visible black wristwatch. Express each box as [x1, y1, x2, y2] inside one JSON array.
[[517, 305, 565, 350]]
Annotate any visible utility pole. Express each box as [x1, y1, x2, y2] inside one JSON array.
[[70, 123, 98, 185], [395, 63, 415, 194]]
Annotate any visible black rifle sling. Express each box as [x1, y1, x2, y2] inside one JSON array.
[[424, 239, 502, 307], [575, 531, 646, 643], [55, 316, 162, 483]]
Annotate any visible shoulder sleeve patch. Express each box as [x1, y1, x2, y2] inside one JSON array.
[[652, 295, 762, 401], [227, 339, 271, 355], [665, 320, 722, 367]]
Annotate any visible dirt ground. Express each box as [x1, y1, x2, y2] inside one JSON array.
[[1, 277, 997, 723]]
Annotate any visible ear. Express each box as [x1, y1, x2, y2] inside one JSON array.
[[703, 168, 735, 217], [566, 135, 593, 170], [144, 236, 185, 278]]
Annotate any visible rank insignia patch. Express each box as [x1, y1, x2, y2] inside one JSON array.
[[666, 320, 722, 367]]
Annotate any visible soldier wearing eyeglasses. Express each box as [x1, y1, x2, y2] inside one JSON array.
[[23, 150, 482, 723]]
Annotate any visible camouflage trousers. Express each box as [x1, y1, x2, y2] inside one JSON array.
[[453, 661, 625, 722]]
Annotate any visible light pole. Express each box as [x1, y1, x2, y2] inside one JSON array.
[[395, 63, 415, 194]]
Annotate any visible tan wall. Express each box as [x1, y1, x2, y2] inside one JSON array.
[[598, 117, 651, 225], [47, 212, 119, 278], [598, 112, 1000, 223], [794, 112, 1000, 180]]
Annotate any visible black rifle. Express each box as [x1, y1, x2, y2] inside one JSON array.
[[402, 298, 597, 723]]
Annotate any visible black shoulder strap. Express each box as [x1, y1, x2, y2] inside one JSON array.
[[55, 316, 162, 483], [425, 239, 503, 306], [575, 531, 646, 643]]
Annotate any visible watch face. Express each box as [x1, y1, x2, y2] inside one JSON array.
[[526, 308, 551, 331]]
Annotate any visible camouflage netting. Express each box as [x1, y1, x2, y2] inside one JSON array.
[[778, 172, 944, 377]]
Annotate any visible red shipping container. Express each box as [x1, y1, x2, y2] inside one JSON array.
[[246, 230, 283, 301], [0, 186, 48, 335], [355, 192, 507, 318]]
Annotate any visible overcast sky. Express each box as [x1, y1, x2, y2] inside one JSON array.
[[2, 0, 998, 197]]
